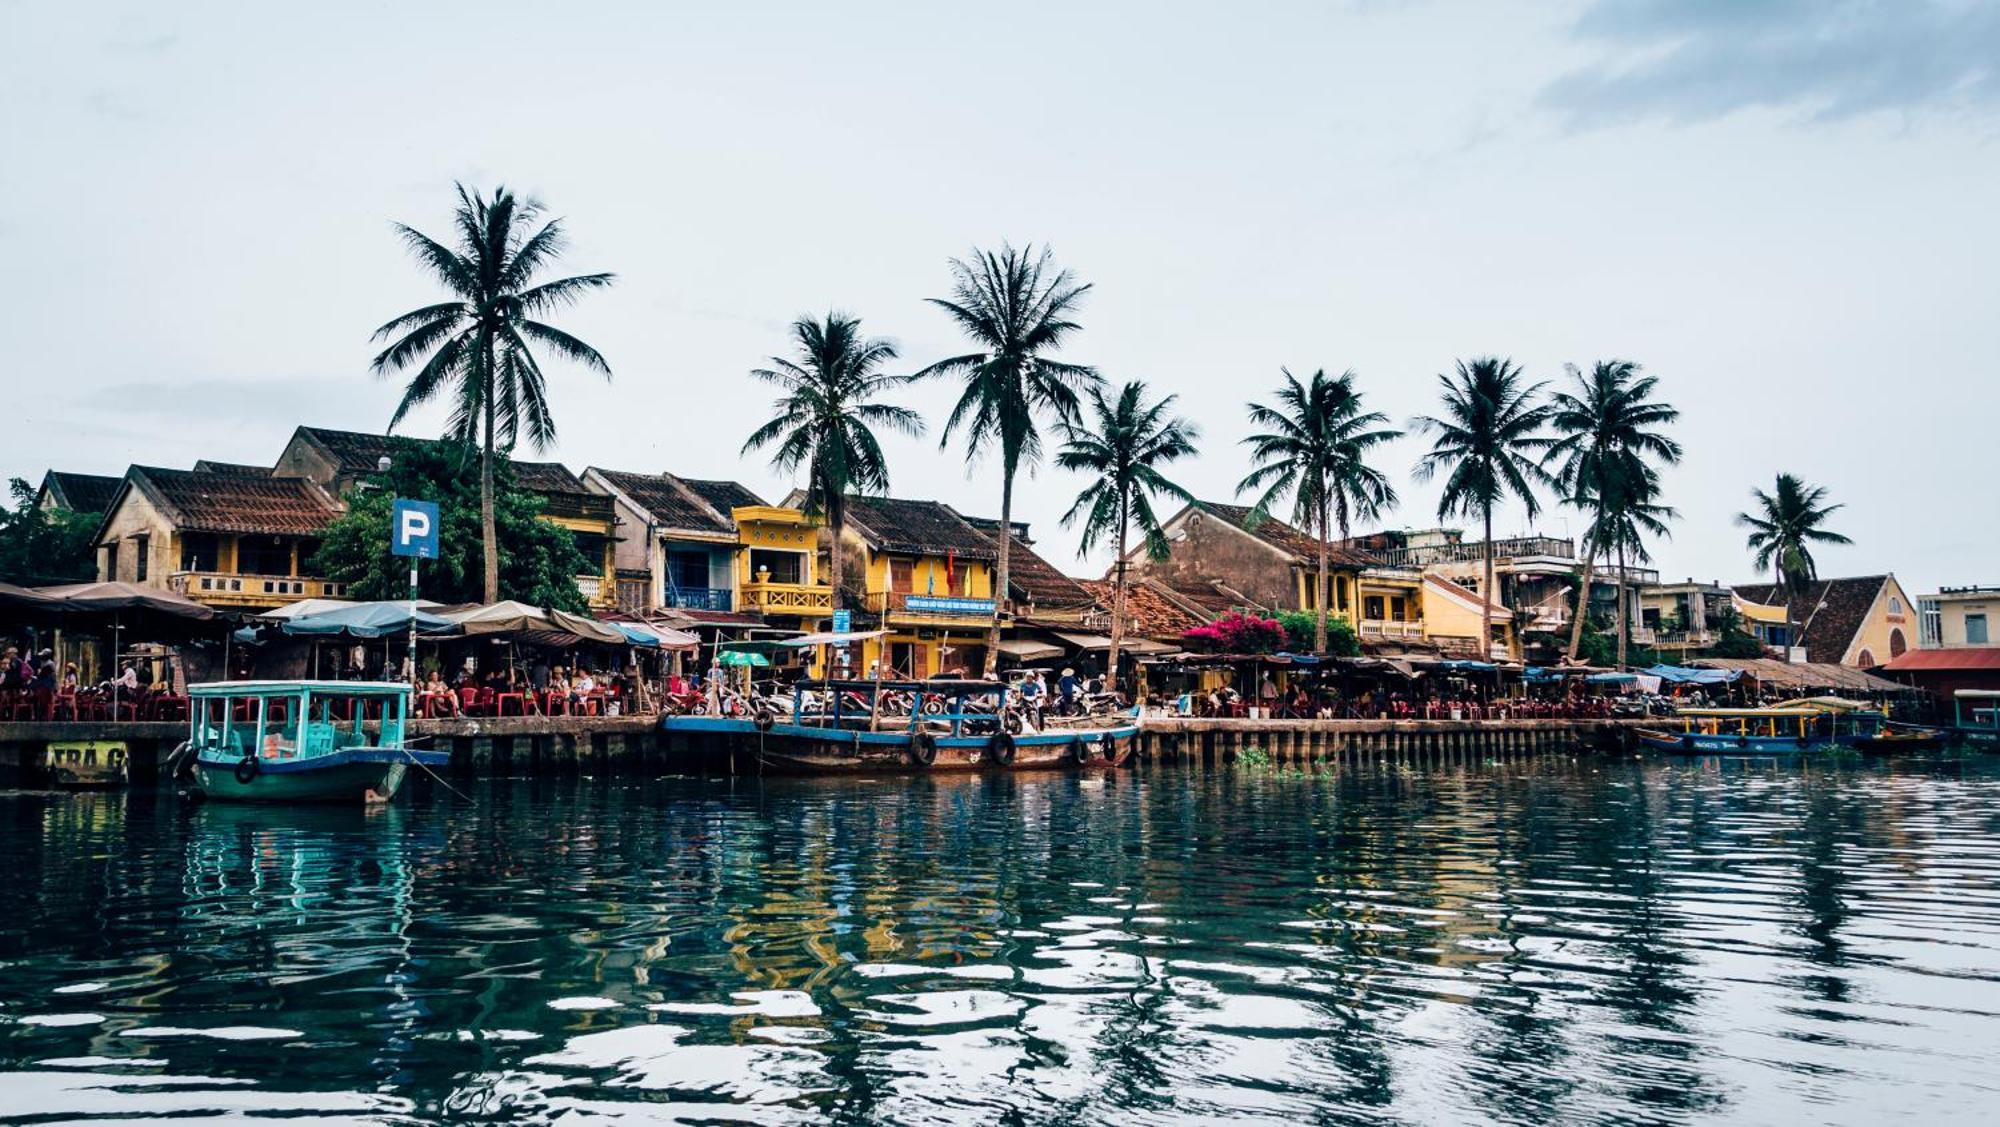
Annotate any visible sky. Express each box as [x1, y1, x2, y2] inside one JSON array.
[[4, 0, 1996, 596]]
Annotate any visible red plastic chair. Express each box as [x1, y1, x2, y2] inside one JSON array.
[[496, 691, 526, 717]]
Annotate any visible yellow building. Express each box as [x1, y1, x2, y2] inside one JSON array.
[[1418, 574, 1518, 661], [92, 465, 349, 611], [1732, 574, 1919, 667], [827, 495, 999, 678], [733, 505, 833, 629]]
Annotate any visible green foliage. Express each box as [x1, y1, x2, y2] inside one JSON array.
[[1573, 618, 1660, 668], [1736, 472, 1851, 592], [1056, 380, 1199, 561], [1275, 611, 1360, 656], [307, 438, 589, 610], [1705, 628, 1766, 659], [0, 478, 98, 586]]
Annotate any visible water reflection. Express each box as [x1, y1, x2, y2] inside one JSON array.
[[2, 760, 1999, 1123]]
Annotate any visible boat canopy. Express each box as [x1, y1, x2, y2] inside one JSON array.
[[188, 680, 413, 698], [1955, 689, 2000, 700], [1674, 707, 1824, 718], [1642, 664, 1742, 685], [1772, 696, 1875, 712]]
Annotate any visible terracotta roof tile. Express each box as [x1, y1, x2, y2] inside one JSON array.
[[1880, 647, 2000, 672], [958, 516, 1094, 609], [130, 466, 338, 537], [1733, 576, 1889, 664], [594, 469, 748, 536], [40, 471, 122, 515], [843, 496, 997, 560], [1080, 578, 1207, 640], [1197, 501, 1383, 567]]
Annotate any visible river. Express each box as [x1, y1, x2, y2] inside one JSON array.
[[2, 758, 1998, 1124]]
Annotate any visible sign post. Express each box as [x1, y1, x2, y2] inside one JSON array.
[[391, 499, 439, 687]]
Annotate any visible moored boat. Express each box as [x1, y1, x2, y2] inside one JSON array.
[[1950, 690, 2000, 749], [1634, 707, 1838, 755], [182, 680, 449, 803], [663, 678, 1139, 774]]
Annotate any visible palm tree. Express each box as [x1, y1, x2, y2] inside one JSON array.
[[1055, 381, 1200, 679], [1412, 358, 1553, 660], [1544, 360, 1682, 661], [1584, 478, 1677, 667], [1238, 369, 1401, 653], [743, 312, 922, 617], [917, 244, 1100, 677], [372, 184, 614, 602], [1736, 473, 1852, 662]]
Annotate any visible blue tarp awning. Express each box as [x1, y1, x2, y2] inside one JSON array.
[[1642, 664, 1741, 686], [280, 602, 457, 640], [1434, 660, 1499, 672], [1586, 672, 1638, 685]]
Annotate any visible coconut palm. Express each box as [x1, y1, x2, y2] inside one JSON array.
[[1238, 369, 1401, 654], [1412, 358, 1553, 660], [1736, 473, 1852, 661], [1055, 381, 1200, 678], [1544, 360, 1682, 661], [743, 312, 922, 616], [372, 184, 614, 602], [917, 243, 1100, 676], [1582, 476, 1677, 667]]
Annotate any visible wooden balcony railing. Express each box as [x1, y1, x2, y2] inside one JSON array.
[[741, 582, 832, 613], [171, 571, 347, 603]]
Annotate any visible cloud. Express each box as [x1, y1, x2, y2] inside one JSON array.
[[1541, 0, 2000, 126]]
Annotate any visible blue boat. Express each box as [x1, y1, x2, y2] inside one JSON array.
[[1951, 690, 2000, 749], [181, 680, 450, 803], [1634, 707, 1840, 754], [663, 678, 1139, 774]]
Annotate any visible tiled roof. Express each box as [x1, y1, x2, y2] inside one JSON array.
[[1080, 578, 1207, 640], [192, 461, 272, 477], [959, 516, 1094, 609], [683, 478, 767, 516], [510, 460, 591, 498], [843, 496, 998, 560], [1880, 648, 2000, 672], [299, 426, 591, 498], [1159, 579, 1260, 617], [129, 466, 339, 537], [1733, 576, 1889, 664], [593, 469, 743, 536], [1196, 501, 1383, 567], [40, 471, 122, 515]]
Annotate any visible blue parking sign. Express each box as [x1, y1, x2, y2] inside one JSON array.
[[831, 609, 851, 634], [391, 499, 440, 559]]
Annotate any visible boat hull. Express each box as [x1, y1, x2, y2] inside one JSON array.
[[194, 748, 448, 803], [664, 716, 1139, 775], [1634, 728, 1828, 755]]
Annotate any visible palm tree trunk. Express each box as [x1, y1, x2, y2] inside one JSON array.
[[1481, 507, 1495, 661], [1108, 487, 1128, 691], [1567, 542, 1595, 662], [825, 493, 844, 615], [480, 379, 499, 604], [983, 468, 1012, 680], [1314, 496, 1330, 654], [1615, 541, 1630, 669]]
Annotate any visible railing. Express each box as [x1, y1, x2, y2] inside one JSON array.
[[740, 582, 833, 613], [865, 591, 997, 619], [664, 587, 733, 612], [1358, 620, 1424, 640], [1370, 535, 1576, 569], [171, 571, 345, 602]]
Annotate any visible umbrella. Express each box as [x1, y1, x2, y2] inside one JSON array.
[[717, 650, 771, 667], [438, 600, 629, 647], [0, 582, 62, 613], [280, 601, 457, 639], [34, 580, 215, 620]]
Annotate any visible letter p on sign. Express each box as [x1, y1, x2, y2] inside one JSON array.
[[391, 499, 440, 559]]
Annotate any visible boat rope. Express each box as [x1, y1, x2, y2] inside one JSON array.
[[397, 742, 473, 802]]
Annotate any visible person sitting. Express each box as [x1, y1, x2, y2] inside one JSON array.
[[1057, 667, 1079, 716], [423, 670, 460, 716], [61, 663, 79, 691]]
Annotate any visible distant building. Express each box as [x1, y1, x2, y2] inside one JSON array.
[[583, 468, 767, 619], [1731, 575, 1919, 668], [34, 471, 122, 517], [1362, 528, 1650, 644], [1916, 586, 2000, 648], [831, 495, 1001, 678], [1639, 578, 1735, 653]]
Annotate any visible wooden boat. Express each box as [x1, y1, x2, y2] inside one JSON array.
[[1950, 690, 2000, 749], [1634, 707, 1839, 754], [1846, 725, 1949, 754], [182, 680, 449, 803], [44, 740, 128, 788], [663, 678, 1140, 774]]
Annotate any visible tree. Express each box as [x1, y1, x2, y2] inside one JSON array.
[[1413, 358, 1553, 660], [743, 313, 923, 617], [0, 479, 97, 586], [1277, 610, 1360, 657], [1054, 380, 1200, 679], [1735, 473, 1851, 662], [1238, 369, 1400, 654], [371, 184, 614, 603], [917, 243, 1100, 676], [308, 438, 590, 610], [1544, 360, 1682, 662], [1590, 485, 1677, 668]]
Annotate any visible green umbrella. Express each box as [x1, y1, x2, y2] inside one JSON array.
[[717, 650, 771, 667]]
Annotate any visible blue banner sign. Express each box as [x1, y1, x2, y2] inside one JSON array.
[[831, 609, 852, 634], [390, 499, 440, 559], [903, 595, 996, 615]]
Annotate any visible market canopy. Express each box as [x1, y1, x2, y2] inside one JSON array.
[[1689, 658, 1906, 693], [782, 629, 889, 648], [34, 581, 216, 620], [259, 597, 444, 621], [1642, 664, 1742, 686], [437, 600, 630, 647], [716, 649, 771, 667], [614, 623, 699, 650], [0, 582, 62, 614], [279, 601, 457, 639]]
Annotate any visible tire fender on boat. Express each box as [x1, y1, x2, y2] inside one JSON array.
[[908, 730, 939, 767], [1070, 737, 1093, 766], [989, 730, 1017, 766], [233, 755, 260, 785], [753, 707, 776, 734], [1101, 732, 1124, 765]]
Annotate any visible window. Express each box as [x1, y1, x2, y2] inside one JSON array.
[[132, 535, 149, 582], [1889, 629, 1907, 658], [571, 533, 609, 575], [1889, 595, 1903, 614], [667, 550, 711, 592], [1389, 596, 1406, 622], [242, 538, 293, 577], [1337, 577, 1350, 613], [1968, 614, 1990, 645], [749, 548, 804, 585], [1301, 573, 1316, 610], [1921, 600, 1943, 646], [102, 542, 118, 581], [889, 557, 915, 593], [1364, 595, 1386, 621], [181, 533, 219, 573]]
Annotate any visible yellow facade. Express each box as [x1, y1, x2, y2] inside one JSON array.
[[94, 487, 347, 611], [1419, 574, 1519, 660], [540, 512, 619, 611], [1292, 563, 1431, 648], [833, 532, 997, 679], [732, 506, 832, 620]]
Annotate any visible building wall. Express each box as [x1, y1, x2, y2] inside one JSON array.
[[1134, 512, 1292, 610], [1927, 592, 1999, 648], [1843, 577, 1918, 667], [93, 490, 174, 586]]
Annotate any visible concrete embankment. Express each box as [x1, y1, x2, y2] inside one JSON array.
[[0, 715, 1637, 785]]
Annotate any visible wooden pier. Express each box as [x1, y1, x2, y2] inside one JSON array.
[[0, 715, 1637, 785]]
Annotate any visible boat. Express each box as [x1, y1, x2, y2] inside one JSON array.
[[1950, 689, 2000, 749], [1846, 725, 1950, 754], [662, 678, 1140, 774], [180, 680, 449, 803], [1633, 707, 1840, 754]]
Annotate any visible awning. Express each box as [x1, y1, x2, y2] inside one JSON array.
[[1732, 594, 1789, 625], [1051, 631, 1116, 652], [281, 601, 457, 639], [781, 629, 889, 647], [717, 650, 771, 667], [615, 623, 699, 649], [1642, 664, 1741, 686], [996, 638, 1064, 662], [34, 581, 216, 620]]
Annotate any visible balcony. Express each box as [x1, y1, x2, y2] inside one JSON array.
[[1371, 535, 1576, 569], [740, 581, 832, 614], [865, 590, 997, 622], [171, 571, 346, 607], [1359, 619, 1423, 641], [664, 587, 733, 612]]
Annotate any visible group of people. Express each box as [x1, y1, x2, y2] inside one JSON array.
[[1013, 667, 1110, 719], [416, 661, 620, 716]]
